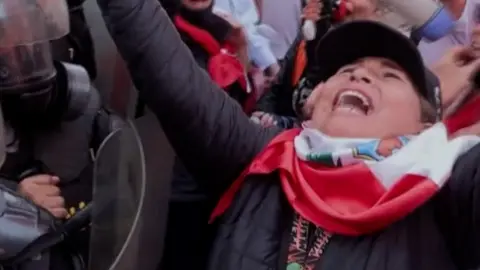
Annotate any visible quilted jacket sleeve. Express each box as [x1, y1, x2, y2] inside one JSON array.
[[96, 0, 281, 195], [434, 143, 480, 269]]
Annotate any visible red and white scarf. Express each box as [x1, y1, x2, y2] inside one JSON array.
[[174, 15, 256, 113], [211, 97, 480, 235]]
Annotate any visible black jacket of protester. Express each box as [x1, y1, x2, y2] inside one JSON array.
[[171, 8, 250, 198], [167, 5, 253, 201], [161, 6, 252, 270], [97, 0, 480, 269]]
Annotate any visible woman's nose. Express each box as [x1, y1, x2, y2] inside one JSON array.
[[349, 69, 372, 84]]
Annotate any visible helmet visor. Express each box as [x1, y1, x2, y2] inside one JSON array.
[[0, 42, 55, 91], [0, 0, 69, 47]]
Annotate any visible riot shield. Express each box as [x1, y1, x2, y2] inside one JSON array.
[[88, 121, 146, 270]]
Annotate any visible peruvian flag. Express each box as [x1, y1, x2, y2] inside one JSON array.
[[211, 97, 480, 235]]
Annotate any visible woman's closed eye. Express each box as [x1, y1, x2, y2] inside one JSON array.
[[338, 67, 355, 74], [383, 71, 402, 80]]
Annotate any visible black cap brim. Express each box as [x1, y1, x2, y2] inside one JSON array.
[[313, 20, 435, 107]]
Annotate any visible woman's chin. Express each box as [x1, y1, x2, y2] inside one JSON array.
[[182, 0, 211, 10], [313, 116, 383, 138]]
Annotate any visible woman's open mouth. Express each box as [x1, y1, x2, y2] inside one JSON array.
[[333, 90, 373, 116]]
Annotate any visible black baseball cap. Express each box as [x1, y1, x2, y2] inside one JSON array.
[[312, 20, 442, 120]]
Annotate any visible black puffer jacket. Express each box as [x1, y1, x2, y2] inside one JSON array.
[[163, 8, 252, 270], [97, 0, 480, 269]]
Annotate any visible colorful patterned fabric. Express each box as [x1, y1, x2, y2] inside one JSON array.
[[287, 213, 332, 270]]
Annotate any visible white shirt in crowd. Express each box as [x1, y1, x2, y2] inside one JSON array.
[[258, 0, 302, 59], [418, 0, 474, 66], [214, 0, 277, 70]]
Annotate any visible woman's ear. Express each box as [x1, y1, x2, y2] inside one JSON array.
[[302, 82, 324, 117]]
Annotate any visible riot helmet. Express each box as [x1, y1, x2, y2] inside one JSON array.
[[0, 0, 70, 165], [0, 0, 69, 93], [0, 0, 81, 133]]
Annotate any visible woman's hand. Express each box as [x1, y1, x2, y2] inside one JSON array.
[[215, 11, 247, 48], [442, 0, 466, 20], [251, 111, 277, 127], [302, 0, 322, 22], [265, 62, 281, 83], [431, 46, 480, 117], [344, 0, 378, 21], [214, 10, 250, 67], [250, 67, 270, 97]]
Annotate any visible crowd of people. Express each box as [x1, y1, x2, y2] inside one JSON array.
[[146, 0, 480, 269], [4, 0, 480, 269], [99, 0, 480, 269]]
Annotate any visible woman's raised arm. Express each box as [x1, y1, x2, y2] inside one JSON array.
[[96, 0, 280, 195]]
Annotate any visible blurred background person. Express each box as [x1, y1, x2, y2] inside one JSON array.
[[417, 0, 467, 66], [214, 0, 280, 87], [253, 0, 322, 128], [159, 0, 255, 269], [256, 0, 302, 61]]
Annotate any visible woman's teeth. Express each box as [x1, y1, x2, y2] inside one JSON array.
[[334, 90, 372, 115]]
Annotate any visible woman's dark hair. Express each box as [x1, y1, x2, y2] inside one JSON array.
[[420, 96, 437, 124]]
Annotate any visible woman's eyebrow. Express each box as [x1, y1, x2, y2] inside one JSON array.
[[380, 60, 405, 73], [338, 64, 357, 71]]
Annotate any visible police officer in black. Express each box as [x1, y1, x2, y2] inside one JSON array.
[[51, 0, 97, 80], [0, 0, 123, 269]]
